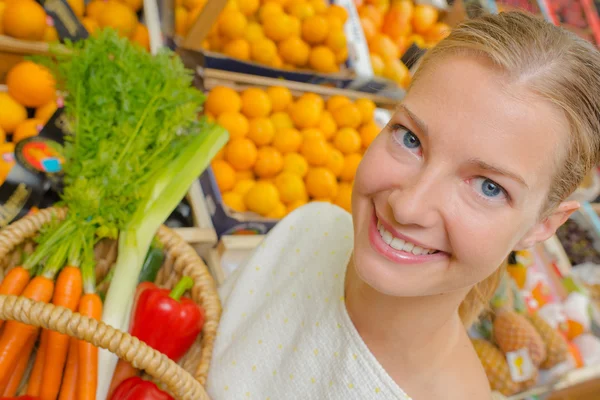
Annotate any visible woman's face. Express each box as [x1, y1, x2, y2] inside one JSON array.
[[351, 54, 575, 297]]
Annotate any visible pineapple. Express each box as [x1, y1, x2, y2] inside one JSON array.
[[471, 339, 521, 396], [520, 367, 539, 391], [493, 310, 547, 367], [527, 313, 569, 369]]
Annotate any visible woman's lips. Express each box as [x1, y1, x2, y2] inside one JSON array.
[[368, 212, 449, 265]]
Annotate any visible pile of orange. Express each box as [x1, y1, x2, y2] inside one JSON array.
[[0, 61, 57, 162], [357, 0, 451, 87], [197, 0, 350, 73], [0, 0, 150, 50], [206, 85, 382, 219]]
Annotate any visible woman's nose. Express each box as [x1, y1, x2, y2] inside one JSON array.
[[387, 172, 444, 228]]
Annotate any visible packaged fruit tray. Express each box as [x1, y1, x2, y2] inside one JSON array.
[[556, 208, 600, 267], [196, 69, 392, 237]]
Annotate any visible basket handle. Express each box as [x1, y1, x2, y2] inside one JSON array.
[[0, 294, 210, 400]]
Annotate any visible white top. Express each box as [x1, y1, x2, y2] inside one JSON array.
[[206, 202, 412, 400]]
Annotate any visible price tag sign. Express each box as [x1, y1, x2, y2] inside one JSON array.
[[506, 349, 535, 382]]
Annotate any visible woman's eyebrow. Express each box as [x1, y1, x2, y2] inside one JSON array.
[[469, 158, 529, 188], [396, 104, 429, 136]]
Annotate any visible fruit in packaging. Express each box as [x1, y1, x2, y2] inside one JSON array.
[[493, 310, 547, 367], [527, 313, 569, 369], [471, 339, 521, 396]]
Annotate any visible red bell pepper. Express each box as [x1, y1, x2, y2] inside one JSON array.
[[130, 276, 204, 362], [110, 377, 173, 400]]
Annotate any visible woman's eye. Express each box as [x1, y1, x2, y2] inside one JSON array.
[[391, 125, 421, 153], [473, 177, 507, 201]]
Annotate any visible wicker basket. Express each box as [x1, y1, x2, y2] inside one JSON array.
[[0, 207, 220, 400]]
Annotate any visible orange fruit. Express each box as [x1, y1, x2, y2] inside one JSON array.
[[238, 0, 260, 16], [259, 2, 283, 22], [301, 15, 329, 45], [244, 22, 264, 43], [334, 127, 361, 154], [309, 46, 338, 73], [35, 101, 58, 123], [306, 167, 338, 199], [131, 24, 150, 50], [226, 138, 258, 171], [43, 26, 59, 42], [207, 34, 224, 52], [13, 118, 43, 143], [97, 1, 138, 38], [248, 117, 275, 146], [212, 160, 236, 192], [340, 153, 362, 181], [275, 172, 307, 204], [326, 147, 344, 177], [264, 13, 294, 42], [86, 1, 106, 19], [187, 6, 205, 32], [214, 146, 225, 160], [301, 128, 325, 141], [334, 182, 352, 212], [183, 0, 207, 9], [220, 188, 248, 212], [269, 54, 284, 69], [309, 0, 327, 14], [217, 111, 249, 140], [205, 86, 242, 116], [219, 10, 247, 39], [119, 0, 143, 12], [407, 33, 426, 49], [370, 54, 385, 76], [254, 147, 284, 178], [233, 179, 256, 196], [370, 34, 399, 61], [383, 59, 410, 87], [425, 22, 451, 43], [3, 0, 47, 40], [332, 103, 362, 129], [236, 170, 255, 181], [359, 121, 380, 148], [360, 17, 376, 43], [327, 4, 348, 23], [267, 202, 287, 218], [290, 98, 322, 129], [222, 191, 247, 212], [279, 37, 310, 67], [316, 111, 337, 140], [273, 127, 302, 154], [283, 153, 309, 177], [299, 92, 325, 110], [241, 88, 272, 118], [251, 37, 278, 65], [287, 1, 314, 20], [355, 98, 376, 124], [326, 95, 351, 113], [289, 15, 301, 36], [7, 61, 55, 108], [413, 5, 438, 34], [223, 38, 251, 60], [245, 181, 280, 216], [335, 46, 348, 64], [358, 5, 383, 29], [382, 5, 411, 40], [325, 29, 346, 52], [0, 3, 7, 34], [270, 112, 294, 131], [287, 198, 307, 213], [267, 86, 293, 112], [175, 6, 189, 37], [300, 137, 329, 166]]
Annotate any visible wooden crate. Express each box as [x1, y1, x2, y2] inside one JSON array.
[[0, 36, 53, 83]]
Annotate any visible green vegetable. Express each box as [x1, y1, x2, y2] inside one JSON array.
[[138, 240, 164, 283], [29, 29, 228, 398]]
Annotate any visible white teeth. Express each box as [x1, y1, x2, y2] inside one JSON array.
[[377, 219, 437, 255], [389, 238, 405, 250]]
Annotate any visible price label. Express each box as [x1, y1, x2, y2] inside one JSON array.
[[506, 349, 535, 382]]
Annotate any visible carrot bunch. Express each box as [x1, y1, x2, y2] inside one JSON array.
[[0, 225, 102, 400]]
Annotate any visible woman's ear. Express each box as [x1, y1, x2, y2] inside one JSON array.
[[515, 201, 580, 250]]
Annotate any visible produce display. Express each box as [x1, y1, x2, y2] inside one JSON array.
[[556, 218, 600, 265], [0, 0, 150, 50], [0, 31, 226, 399], [200, 0, 350, 73], [357, 0, 450, 87], [206, 85, 381, 217]]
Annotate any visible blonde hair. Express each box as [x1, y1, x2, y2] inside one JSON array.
[[413, 11, 600, 326]]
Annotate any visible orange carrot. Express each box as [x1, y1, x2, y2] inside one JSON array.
[[40, 267, 82, 400], [0, 275, 54, 391], [58, 337, 79, 400], [77, 293, 102, 400], [26, 329, 49, 396], [108, 360, 139, 398], [2, 332, 37, 396], [0, 266, 31, 329]]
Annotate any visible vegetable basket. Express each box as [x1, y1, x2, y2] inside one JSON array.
[[0, 207, 220, 400]]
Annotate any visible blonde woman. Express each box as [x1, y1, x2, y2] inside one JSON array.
[[207, 11, 600, 400]]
